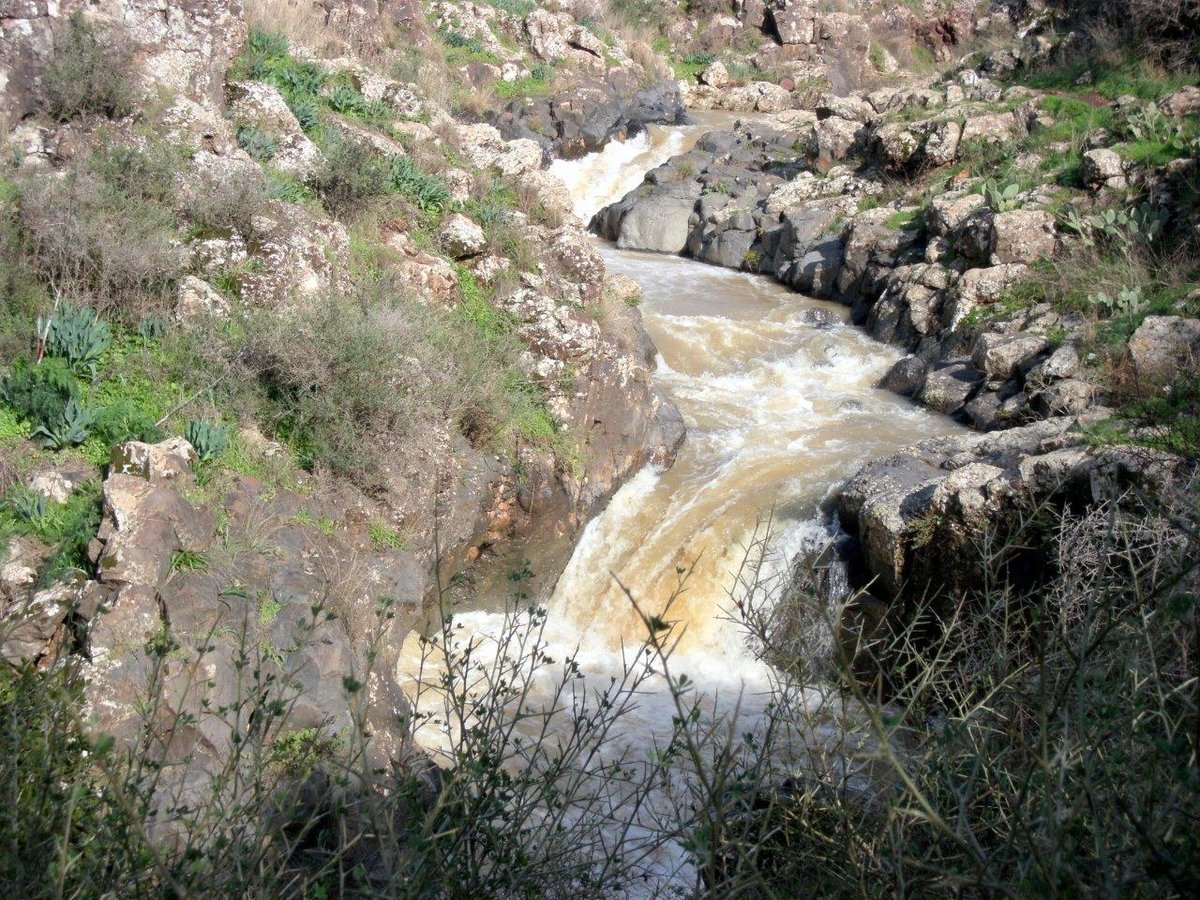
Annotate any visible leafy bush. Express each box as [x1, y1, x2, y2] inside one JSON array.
[[325, 84, 388, 123], [5, 486, 46, 526], [40, 12, 134, 122], [310, 133, 393, 217], [234, 29, 328, 101], [0, 358, 78, 433], [31, 399, 97, 450], [91, 400, 163, 448], [43, 302, 112, 378], [286, 97, 322, 133]]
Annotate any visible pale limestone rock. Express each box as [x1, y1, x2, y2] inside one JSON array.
[[1082, 148, 1126, 189], [440, 214, 487, 260], [226, 81, 324, 180], [990, 209, 1057, 266], [175, 275, 229, 322], [1128, 316, 1200, 384], [110, 438, 198, 482]]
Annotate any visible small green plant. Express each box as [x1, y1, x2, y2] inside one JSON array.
[[369, 520, 407, 551], [43, 302, 112, 378], [235, 124, 279, 162], [185, 420, 230, 462], [258, 594, 284, 627], [265, 170, 312, 203], [1091, 203, 1168, 251], [170, 549, 209, 572], [982, 180, 1023, 212], [287, 98, 322, 133], [137, 312, 170, 342], [6, 486, 47, 525], [390, 156, 450, 214], [31, 399, 97, 450], [1090, 286, 1147, 320]]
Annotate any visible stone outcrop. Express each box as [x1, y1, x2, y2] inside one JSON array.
[[489, 77, 688, 159], [1, 1, 247, 123]]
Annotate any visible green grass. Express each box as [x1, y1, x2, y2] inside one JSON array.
[[493, 71, 556, 101], [258, 594, 284, 627], [0, 407, 23, 445], [369, 520, 407, 551], [884, 208, 921, 230], [1119, 135, 1197, 166], [453, 265, 515, 342], [672, 52, 705, 81], [1017, 55, 1196, 101], [170, 549, 209, 573]]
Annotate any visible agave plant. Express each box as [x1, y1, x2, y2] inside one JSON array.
[[185, 419, 230, 462], [138, 312, 170, 342], [32, 399, 98, 450], [235, 124, 279, 162], [6, 485, 47, 524], [391, 156, 450, 214], [42, 302, 112, 378]]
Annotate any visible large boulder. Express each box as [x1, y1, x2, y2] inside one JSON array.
[[768, 0, 818, 45], [1081, 148, 1126, 190], [439, 214, 487, 260], [989, 209, 1057, 265], [971, 332, 1051, 381], [1128, 316, 1200, 384], [814, 116, 865, 164], [917, 359, 983, 415]]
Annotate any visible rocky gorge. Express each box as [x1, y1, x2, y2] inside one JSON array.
[[0, 1, 1197, 896]]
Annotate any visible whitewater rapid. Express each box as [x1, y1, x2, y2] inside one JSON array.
[[399, 115, 963, 893]]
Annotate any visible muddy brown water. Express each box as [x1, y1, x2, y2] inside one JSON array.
[[398, 113, 964, 890]]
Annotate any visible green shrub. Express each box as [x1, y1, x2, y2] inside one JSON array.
[[310, 133, 393, 217], [233, 29, 327, 101], [31, 398, 97, 450], [90, 399, 163, 448], [286, 97, 322, 133], [0, 358, 78, 433], [4, 486, 46, 526], [40, 12, 134, 122]]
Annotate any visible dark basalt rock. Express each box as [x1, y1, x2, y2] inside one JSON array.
[[489, 77, 687, 159]]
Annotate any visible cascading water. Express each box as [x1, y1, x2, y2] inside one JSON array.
[[398, 116, 964, 893]]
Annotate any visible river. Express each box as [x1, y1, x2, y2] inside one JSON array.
[[398, 113, 963, 893]]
